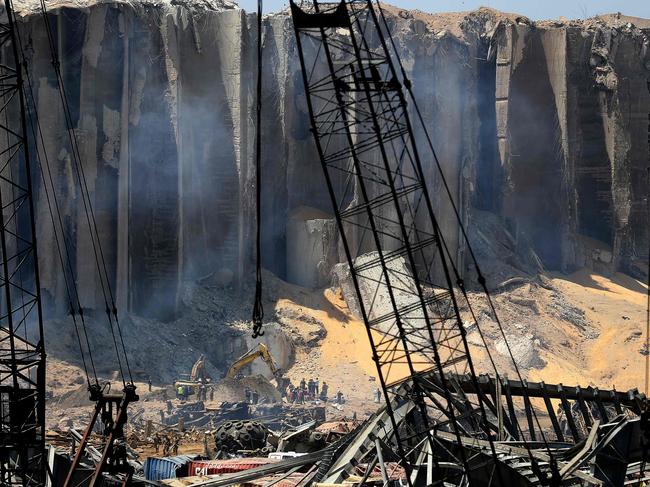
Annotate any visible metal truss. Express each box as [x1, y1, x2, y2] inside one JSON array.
[[321, 372, 650, 486], [0, 1, 46, 485], [290, 1, 504, 483], [64, 384, 138, 487], [289, 1, 650, 485]]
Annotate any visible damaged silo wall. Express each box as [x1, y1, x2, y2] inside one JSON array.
[[19, 3, 255, 320], [494, 19, 650, 276], [9, 3, 650, 322]]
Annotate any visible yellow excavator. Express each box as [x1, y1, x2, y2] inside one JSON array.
[[227, 343, 280, 379], [173, 354, 210, 398], [174, 344, 288, 398], [226, 343, 290, 394]]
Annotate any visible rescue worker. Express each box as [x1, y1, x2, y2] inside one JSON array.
[[320, 381, 329, 402], [300, 378, 306, 391], [297, 388, 304, 404], [177, 385, 185, 400], [315, 378, 319, 395], [336, 390, 344, 404], [162, 435, 171, 456], [307, 378, 315, 397], [171, 435, 180, 455], [153, 433, 161, 453]]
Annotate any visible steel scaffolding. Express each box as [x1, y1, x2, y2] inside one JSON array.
[[290, 1, 502, 482], [0, 0, 46, 484]]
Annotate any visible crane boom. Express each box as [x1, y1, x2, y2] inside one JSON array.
[[289, 1, 503, 482], [0, 0, 47, 484]]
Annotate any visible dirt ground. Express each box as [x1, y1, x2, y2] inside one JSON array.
[[270, 266, 648, 423], [45, 266, 649, 453], [538, 269, 647, 390]]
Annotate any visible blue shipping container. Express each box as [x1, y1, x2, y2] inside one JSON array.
[[144, 455, 198, 481]]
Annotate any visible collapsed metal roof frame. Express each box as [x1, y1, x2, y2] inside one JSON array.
[[320, 372, 649, 485]]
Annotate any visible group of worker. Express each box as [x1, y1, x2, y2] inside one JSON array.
[[176, 385, 189, 400], [198, 384, 214, 402], [286, 377, 330, 403], [176, 384, 214, 402], [152, 432, 180, 456]]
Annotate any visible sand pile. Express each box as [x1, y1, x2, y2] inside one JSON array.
[[46, 265, 650, 428]]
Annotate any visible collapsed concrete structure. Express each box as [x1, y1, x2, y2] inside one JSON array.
[[13, 1, 647, 483], [9, 2, 650, 321]]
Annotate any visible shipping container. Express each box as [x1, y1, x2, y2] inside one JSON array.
[[144, 455, 199, 481], [186, 457, 278, 477]]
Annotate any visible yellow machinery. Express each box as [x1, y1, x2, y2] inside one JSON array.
[[226, 343, 290, 394], [174, 344, 288, 398], [227, 343, 281, 379], [174, 354, 211, 397], [190, 354, 208, 381]]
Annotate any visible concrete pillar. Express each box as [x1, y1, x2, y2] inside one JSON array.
[[286, 206, 337, 288]]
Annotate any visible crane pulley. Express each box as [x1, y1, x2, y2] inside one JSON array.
[[64, 383, 138, 487]]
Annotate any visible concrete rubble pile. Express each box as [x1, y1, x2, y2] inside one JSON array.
[[46, 372, 650, 486], [46, 391, 377, 486]]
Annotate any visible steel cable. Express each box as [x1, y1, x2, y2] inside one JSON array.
[[19, 45, 98, 387], [11, 3, 100, 387], [37, 2, 132, 385], [252, 0, 265, 338]]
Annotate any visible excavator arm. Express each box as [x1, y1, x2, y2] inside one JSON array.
[[190, 354, 207, 381], [227, 343, 280, 379], [259, 343, 280, 376]]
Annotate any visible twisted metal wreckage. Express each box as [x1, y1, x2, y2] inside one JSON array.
[[287, 1, 650, 485], [0, 0, 648, 485]]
